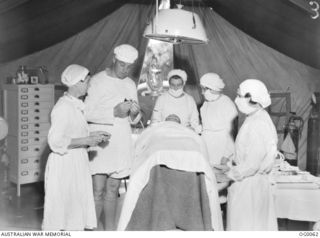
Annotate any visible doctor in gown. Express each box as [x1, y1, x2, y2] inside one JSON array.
[[151, 69, 201, 133], [199, 73, 238, 166], [226, 79, 278, 231], [84, 44, 141, 230]]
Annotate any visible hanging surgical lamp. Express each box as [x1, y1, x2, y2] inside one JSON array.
[[143, 1, 209, 44]]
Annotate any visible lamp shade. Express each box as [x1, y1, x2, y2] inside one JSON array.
[[144, 8, 208, 44]]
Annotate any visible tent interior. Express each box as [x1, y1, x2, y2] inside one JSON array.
[[1, 0, 319, 168], [0, 0, 320, 230]]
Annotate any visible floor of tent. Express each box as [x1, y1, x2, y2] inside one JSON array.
[[0, 165, 313, 231]]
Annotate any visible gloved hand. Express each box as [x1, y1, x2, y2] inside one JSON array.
[[129, 100, 140, 116], [90, 131, 111, 142], [86, 134, 107, 147], [114, 101, 131, 118], [226, 168, 243, 181]]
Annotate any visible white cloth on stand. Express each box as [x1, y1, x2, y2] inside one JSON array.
[[281, 133, 296, 161]]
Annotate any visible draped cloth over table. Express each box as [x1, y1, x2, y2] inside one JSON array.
[[274, 187, 320, 222], [117, 122, 223, 231], [126, 165, 212, 231]]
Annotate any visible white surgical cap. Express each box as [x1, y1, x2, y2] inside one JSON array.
[[200, 73, 225, 91], [114, 44, 138, 64], [0, 117, 8, 140], [167, 69, 187, 84], [239, 79, 271, 108], [61, 64, 89, 87]]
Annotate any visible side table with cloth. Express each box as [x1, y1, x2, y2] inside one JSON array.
[[274, 187, 320, 222], [117, 121, 223, 231], [272, 172, 320, 223]]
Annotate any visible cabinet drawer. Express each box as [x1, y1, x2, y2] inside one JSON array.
[[19, 112, 50, 123], [19, 93, 54, 102], [19, 101, 54, 110], [19, 144, 47, 157], [12, 157, 41, 170], [19, 169, 43, 184], [9, 168, 43, 185], [19, 86, 53, 95], [20, 122, 50, 132], [19, 108, 51, 117], [20, 136, 47, 146], [20, 130, 48, 138]]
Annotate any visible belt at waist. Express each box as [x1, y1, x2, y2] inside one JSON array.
[[88, 121, 114, 126], [202, 128, 227, 133]]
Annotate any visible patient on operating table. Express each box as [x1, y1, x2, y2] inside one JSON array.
[[167, 114, 231, 186], [132, 114, 229, 186], [118, 114, 224, 231]]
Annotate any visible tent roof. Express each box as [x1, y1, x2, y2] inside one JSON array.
[[0, 0, 319, 69]]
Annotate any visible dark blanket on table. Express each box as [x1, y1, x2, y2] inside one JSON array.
[[126, 165, 213, 231]]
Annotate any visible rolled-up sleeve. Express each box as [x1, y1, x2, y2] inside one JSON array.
[[48, 104, 72, 155]]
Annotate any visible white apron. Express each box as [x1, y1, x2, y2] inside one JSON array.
[[84, 71, 138, 178], [88, 118, 133, 178]]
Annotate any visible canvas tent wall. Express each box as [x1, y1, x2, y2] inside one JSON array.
[[0, 3, 319, 169]]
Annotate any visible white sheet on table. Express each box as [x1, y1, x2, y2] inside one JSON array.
[[118, 122, 223, 231], [274, 187, 320, 221]]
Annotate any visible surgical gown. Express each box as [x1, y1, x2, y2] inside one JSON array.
[[42, 94, 96, 230], [151, 91, 200, 132], [227, 109, 278, 231], [200, 94, 238, 165]]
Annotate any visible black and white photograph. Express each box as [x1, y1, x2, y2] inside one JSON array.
[[0, 0, 319, 235]]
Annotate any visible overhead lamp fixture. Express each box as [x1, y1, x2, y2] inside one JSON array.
[[289, 0, 319, 19], [144, 2, 208, 44]]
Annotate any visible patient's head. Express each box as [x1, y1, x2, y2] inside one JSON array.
[[165, 114, 181, 124]]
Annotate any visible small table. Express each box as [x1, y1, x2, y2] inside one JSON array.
[[274, 186, 320, 222]]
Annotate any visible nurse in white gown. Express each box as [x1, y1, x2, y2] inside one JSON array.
[[199, 73, 238, 166], [42, 65, 109, 231], [226, 79, 278, 231], [151, 69, 201, 133]]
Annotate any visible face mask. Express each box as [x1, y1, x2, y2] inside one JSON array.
[[234, 96, 257, 115], [169, 88, 184, 98], [204, 90, 220, 101]]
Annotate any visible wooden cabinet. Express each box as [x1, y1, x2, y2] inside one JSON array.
[[2, 84, 54, 196]]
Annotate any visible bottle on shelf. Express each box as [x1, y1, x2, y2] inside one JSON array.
[[16, 65, 29, 84]]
